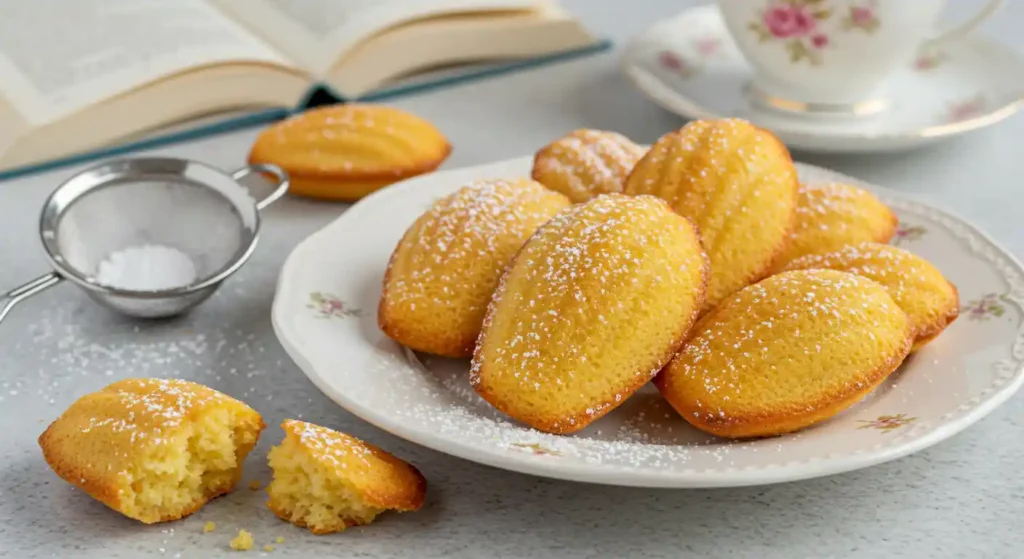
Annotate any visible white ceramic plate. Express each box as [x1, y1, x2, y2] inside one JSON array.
[[621, 5, 1024, 153], [271, 156, 1024, 488]]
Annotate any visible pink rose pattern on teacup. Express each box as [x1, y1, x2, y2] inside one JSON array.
[[763, 3, 818, 38], [749, 0, 880, 65]]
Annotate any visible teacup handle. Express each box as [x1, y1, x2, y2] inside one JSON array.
[[231, 164, 290, 211], [923, 0, 1004, 49]]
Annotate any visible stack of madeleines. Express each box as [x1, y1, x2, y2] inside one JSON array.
[[380, 118, 959, 439]]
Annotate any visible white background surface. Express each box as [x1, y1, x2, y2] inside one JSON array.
[[0, 1, 1020, 557]]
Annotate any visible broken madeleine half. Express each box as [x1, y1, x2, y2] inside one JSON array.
[[38, 378, 265, 524], [266, 419, 426, 535]]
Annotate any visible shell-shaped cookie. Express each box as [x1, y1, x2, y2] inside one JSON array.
[[624, 118, 799, 311], [248, 104, 451, 201], [783, 242, 958, 350], [38, 378, 265, 524], [531, 129, 646, 203], [772, 182, 898, 269], [471, 194, 709, 434], [655, 269, 912, 439], [379, 178, 571, 358]]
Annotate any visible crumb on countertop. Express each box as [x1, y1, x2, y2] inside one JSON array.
[[275, 536, 285, 544], [264, 545, 275, 552], [203, 521, 216, 533], [230, 529, 254, 551], [248, 480, 262, 490]]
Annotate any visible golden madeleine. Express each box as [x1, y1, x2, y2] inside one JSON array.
[[471, 194, 709, 434], [656, 269, 912, 439], [531, 128, 646, 203], [624, 118, 799, 311], [379, 178, 571, 357], [266, 419, 426, 535], [783, 242, 958, 350], [248, 104, 451, 201], [39, 378, 264, 524], [773, 182, 898, 268]]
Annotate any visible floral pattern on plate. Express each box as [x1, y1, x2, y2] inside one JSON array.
[[307, 292, 362, 319], [657, 37, 726, 79], [510, 442, 563, 456], [893, 224, 927, 246], [962, 293, 1009, 321], [857, 414, 916, 432], [946, 94, 988, 123]]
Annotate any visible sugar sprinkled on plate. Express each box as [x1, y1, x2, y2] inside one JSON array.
[[94, 244, 197, 291]]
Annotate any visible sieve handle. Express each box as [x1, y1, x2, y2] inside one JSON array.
[[0, 272, 63, 325], [231, 164, 290, 211]]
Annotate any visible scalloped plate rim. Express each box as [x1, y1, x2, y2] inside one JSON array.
[[271, 155, 1024, 488]]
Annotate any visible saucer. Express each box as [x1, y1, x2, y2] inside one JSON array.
[[622, 5, 1024, 153]]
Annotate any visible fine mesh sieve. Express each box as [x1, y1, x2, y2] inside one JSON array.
[[0, 157, 288, 324]]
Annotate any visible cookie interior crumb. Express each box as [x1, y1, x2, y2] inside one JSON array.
[[229, 529, 254, 551]]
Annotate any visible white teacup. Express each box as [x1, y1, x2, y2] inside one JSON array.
[[717, 0, 1004, 115]]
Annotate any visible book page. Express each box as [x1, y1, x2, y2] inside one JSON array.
[[213, 0, 539, 76], [0, 0, 296, 125]]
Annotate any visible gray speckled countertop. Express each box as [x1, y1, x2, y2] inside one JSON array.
[[1, 1, 1022, 557]]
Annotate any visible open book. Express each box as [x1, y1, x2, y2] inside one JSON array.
[[0, 0, 606, 178]]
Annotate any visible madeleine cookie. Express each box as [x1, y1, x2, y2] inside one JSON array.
[[783, 242, 958, 350], [248, 104, 451, 201], [624, 118, 799, 311], [656, 269, 912, 439], [773, 182, 898, 268], [531, 129, 646, 203], [471, 194, 709, 434], [38, 379, 264, 524], [379, 178, 571, 357], [266, 420, 426, 534]]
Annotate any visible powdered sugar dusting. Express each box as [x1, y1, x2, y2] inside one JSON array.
[[533, 129, 646, 202], [664, 269, 909, 426], [469, 194, 706, 432], [75, 378, 237, 448], [624, 118, 798, 307], [385, 178, 568, 316], [284, 419, 374, 470]]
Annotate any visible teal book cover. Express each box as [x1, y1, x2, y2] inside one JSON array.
[[0, 40, 611, 183]]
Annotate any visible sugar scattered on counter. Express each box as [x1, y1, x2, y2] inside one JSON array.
[[94, 244, 197, 291]]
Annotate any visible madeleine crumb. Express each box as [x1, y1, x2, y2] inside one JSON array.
[[230, 529, 254, 551], [248, 480, 262, 491], [264, 545, 275, 552], [203, 522, 216, 533], [275, 536, 285, 544]]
